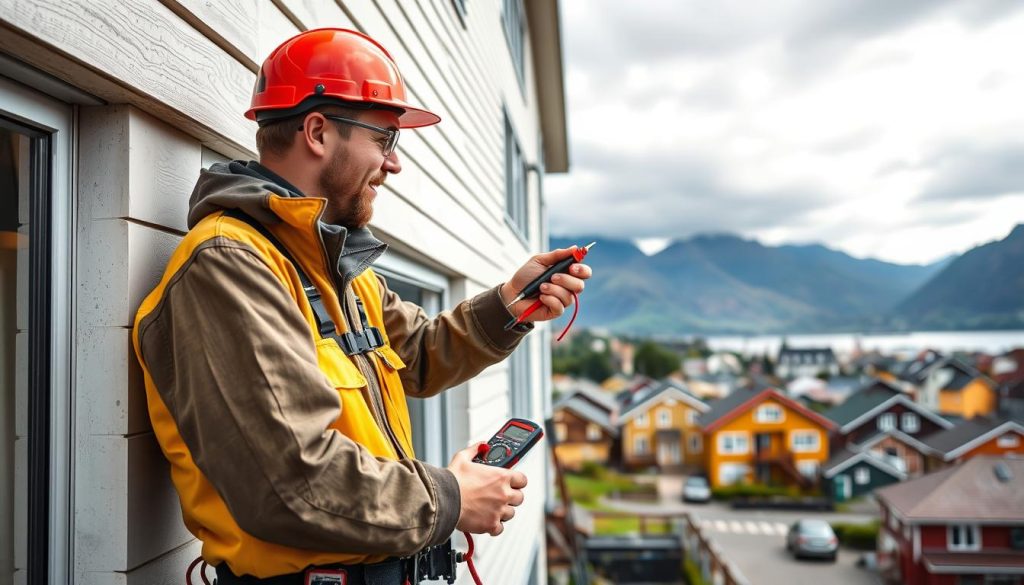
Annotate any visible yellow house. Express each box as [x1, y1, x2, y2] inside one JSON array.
[[697, 387, 837, 489], [934, 361, 997, 419], [618, 380, 709, 471]]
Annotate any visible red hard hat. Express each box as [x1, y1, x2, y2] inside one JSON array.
[[246, 28, 441, 128]]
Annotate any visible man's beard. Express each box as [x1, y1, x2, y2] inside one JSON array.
[[318, 156, 383, 228]]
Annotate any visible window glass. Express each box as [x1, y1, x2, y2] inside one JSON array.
[[0, 124, 29, 585], [504, 112, 529, 241], [501, 0, 525, 87]]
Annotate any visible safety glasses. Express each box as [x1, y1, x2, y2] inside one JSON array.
[[321, 115, 400, 157]]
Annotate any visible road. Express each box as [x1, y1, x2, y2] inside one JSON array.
[[602, 485, 882, 585]]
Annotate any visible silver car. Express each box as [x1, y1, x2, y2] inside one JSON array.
[[682, 476, 711, 503], [786, 519, 838, 561]]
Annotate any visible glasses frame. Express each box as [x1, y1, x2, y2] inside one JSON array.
[[305, 114, 400, 157]]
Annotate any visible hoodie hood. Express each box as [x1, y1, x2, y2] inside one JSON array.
[[189, 161, 387, 290]]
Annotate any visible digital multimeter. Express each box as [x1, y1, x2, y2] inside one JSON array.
[[472, 418, 544, 468]]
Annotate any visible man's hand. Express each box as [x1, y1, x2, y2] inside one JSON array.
[[499, 247, 593, 323], [448, 443, 528, 536]]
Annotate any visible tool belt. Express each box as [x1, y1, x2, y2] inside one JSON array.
[[215, 558, 406, 585], [213, 539, 459, 585]]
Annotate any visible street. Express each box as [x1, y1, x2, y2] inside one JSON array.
[[601, 478, 881, 585]]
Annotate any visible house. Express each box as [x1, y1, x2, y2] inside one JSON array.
[[921, 418, 1024, 472], [822, 448, 907, 502], [617, 379, 709, 471], [0, 1, 566, 582], [776, 343, 840, 379], [992, 349, 1024, 383], [875, 456, 1024, 585], [824, 378, 953, 476], [687, 371, 740, 400], [921, 358, 998, 419], [552, 386, 619, 471], [697, 386, 837, 489]]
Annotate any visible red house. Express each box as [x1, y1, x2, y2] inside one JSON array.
[[875, 456, 1024, 585]]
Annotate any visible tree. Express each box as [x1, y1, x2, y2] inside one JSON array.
[[633, 341, 680, 379]]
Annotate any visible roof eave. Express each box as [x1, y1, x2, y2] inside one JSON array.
[[526, 0, 569, 173]]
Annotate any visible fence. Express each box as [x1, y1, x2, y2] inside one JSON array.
[[587, 511, 750, 585]]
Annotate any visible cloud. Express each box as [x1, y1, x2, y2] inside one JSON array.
[[919, 143, 1024, 201]]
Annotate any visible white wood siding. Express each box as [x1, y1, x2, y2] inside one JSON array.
[[1, 0, 556, 582]]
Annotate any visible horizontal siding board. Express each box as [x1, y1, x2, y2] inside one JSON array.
[[166, 0, 259, 70], [127, 432, 192, 569], [0, 0, 256, 152], [257, 2, 302, 63]]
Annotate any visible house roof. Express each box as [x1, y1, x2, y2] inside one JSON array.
[[875, 456, 1024, 522], [922, 552, 1024, 575], [554, 395, 618, 435], [824, 389, 954, 434], [897, 350, 945, 385], [696, 386, 837, 433], [921, 418, 1024, 460], [822, 447, 907, 480], [854, 427, 938, 456], [937, 358, 985, 391], [1001, 377, 1024, 400], [778, 346, 837, 364], [618, 379, 708, 423], [555, 382, 618, 414]]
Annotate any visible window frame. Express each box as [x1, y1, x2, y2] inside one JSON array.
[[718, 431, 750, 455], [500, 0, 526, 90], [656, 407, 672, 429], [948, 525, 981, 552], [854, 467, 871, 485], [634, 434, 649, 455], [901, 412, 920, 433], [997, 433, 1020, 448], [790, 430, 820, 453], [0, 74, 75, 585], [585, 423, 601, 441], [755, 403, 784, 423], [503, 110, 529, 243], [688, 433, 702, 454], [635, 412, 649, 428], [878, 413, 897, 432]]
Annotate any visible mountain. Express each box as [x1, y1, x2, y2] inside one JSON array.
[[551, 233, 952, 335], [894, 224, 1024, 330]]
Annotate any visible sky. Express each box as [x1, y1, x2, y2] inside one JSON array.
[[546, 0, 1024, 265]]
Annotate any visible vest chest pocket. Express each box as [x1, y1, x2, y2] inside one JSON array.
[[315, 338, 367, 389], [372, 345, 406, 372]]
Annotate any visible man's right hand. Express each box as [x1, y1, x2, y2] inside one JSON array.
[[447, 442, 528, 536]]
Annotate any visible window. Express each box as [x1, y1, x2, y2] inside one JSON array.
[[689, 433, 702, 454], [719, 463, 750, 485], [686, 410, 698, 425], [450, 0, 468, 27], [718, 432, 749, 455], [797, 460, 819, 478], [656, 408, 672, 428], [997, 433, 1021, 448], [635, 413, 649, 428], [901, 412, 920, 433], [375, 254, 451, 467], [503, 111, 528, 241], [948, 525, 981, 551], [756, 404, 783, 423], [508, 338, 532, 420], [878, 413, 896, 432], [855, 467, 871, 485], [634, 435, 649, 455], [1, 76, 74, 584], [501, 0, 525, 87], [586, 423, 601, 441], [791, 430, 820, 453], [554, 423, 567, 442]]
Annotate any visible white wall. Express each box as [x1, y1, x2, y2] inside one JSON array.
[[0, 0, 555, 583]]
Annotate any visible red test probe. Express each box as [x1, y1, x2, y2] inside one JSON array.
[[504, 242, 595, 340]]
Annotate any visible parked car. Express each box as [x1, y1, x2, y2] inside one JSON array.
[[682, 475, 711, 503], [785, 519, 838, 561]]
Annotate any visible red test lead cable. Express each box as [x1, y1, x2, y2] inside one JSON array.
[[504, 243, 594, 340]]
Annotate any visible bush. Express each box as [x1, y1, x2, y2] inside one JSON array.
[[579, 461, 607, 480], [711, 482, 793, 500], [831, 521, 879, 550]]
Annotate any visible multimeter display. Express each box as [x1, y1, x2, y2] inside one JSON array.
[[473, 418, 544, 469]]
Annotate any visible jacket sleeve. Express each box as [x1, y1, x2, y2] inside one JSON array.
[[378, 274, 531, 398], [135, 238, 458, 555]]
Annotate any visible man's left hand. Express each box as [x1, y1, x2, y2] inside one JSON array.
[[500, 247, 593, 323]]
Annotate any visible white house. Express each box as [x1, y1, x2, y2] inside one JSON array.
[[0, 1, 567, 583]]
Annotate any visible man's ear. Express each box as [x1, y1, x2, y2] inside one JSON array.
[[300, 112, 329, 157]]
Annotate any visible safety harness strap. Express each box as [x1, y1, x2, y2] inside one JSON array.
[[224, 209, 384, 356]]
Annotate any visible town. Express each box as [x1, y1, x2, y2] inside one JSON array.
[[546, 333, 1024, 585]]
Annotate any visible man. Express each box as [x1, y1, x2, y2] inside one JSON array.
[[132, 28, 590, 584]]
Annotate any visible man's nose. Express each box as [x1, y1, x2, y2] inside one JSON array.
[[382, 150, 402, 174]]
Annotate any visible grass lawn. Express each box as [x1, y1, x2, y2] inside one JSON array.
[[564, 472, 670, 535]]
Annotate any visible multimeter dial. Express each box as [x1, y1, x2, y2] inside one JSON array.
[[485, 444, 511, 463]]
